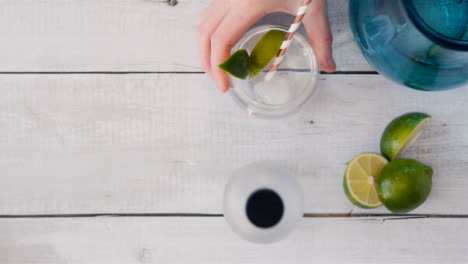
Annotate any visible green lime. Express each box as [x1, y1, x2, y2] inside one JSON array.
[[218, 49, 250, 80], [380, 112, 431, 160], [343, 153, 389, 208], [249, 29, 287, 78], [378, 159, 433, 213]]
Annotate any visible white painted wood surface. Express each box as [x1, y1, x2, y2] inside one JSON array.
[[0, 0, 371, 71], [0, 1, 467, 263], [0, 217, 467, 263], [0, 74, 467, 214]]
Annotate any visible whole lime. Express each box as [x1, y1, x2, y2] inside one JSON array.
[[380, 112, 430, 160], [378, 159, 433, 213]]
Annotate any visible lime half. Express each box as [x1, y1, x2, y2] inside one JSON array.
[[218, 49, 250, 80], [344, 153, 389, 208], [380, 112, 431, 160], [249, 29, 287, 78]]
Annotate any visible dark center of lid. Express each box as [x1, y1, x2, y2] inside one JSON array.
[[246, 189, 284, 228]]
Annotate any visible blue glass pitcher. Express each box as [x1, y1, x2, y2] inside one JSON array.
[[349, 0, 468, 91]]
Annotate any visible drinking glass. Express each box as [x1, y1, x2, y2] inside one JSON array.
[[230, 25, 319, 118]]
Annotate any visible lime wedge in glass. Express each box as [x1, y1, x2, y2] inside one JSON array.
[[218, 49, 250, 80], [249, 29, 287, 78]]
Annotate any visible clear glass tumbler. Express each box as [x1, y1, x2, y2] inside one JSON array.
[[230, 25, 319, 119]]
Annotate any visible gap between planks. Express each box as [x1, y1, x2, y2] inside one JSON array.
[[0, 213, 466, 219], [0, 71, 379, 75]]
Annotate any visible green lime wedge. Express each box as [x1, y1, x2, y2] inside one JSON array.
[[380, 112, 431, 160], [378, 159, 433, 213], [218, 49, 250, 80], [249, 29, 287, 78]]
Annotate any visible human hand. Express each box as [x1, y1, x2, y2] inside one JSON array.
[[196, 0, 336, 93]]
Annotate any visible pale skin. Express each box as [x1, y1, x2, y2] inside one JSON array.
[[196, 0, 336, 93]]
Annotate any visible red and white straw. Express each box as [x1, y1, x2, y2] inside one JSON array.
[[265, 0, 312, 81]]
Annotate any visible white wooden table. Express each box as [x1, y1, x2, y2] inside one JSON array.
[[0, 1, 467, 263]]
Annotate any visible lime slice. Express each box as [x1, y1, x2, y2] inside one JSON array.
[[343, 153, 389, 208], [218, 49, 250, 80], [380, 112, 431, 160], [378, 159, 433, 213], [249, 29, 287, 78]]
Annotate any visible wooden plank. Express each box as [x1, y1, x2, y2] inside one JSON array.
[[0, 216, 467, 263], [0, 0, 371, 71], [0, 74, 467, 214]]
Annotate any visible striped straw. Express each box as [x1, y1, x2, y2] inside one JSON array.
[[265, 0, 312, 81]]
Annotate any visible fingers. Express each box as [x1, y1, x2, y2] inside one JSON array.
[[210, 8, 264, 92], [196, 0, 229, 78], [303, 0, 336, 72]]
